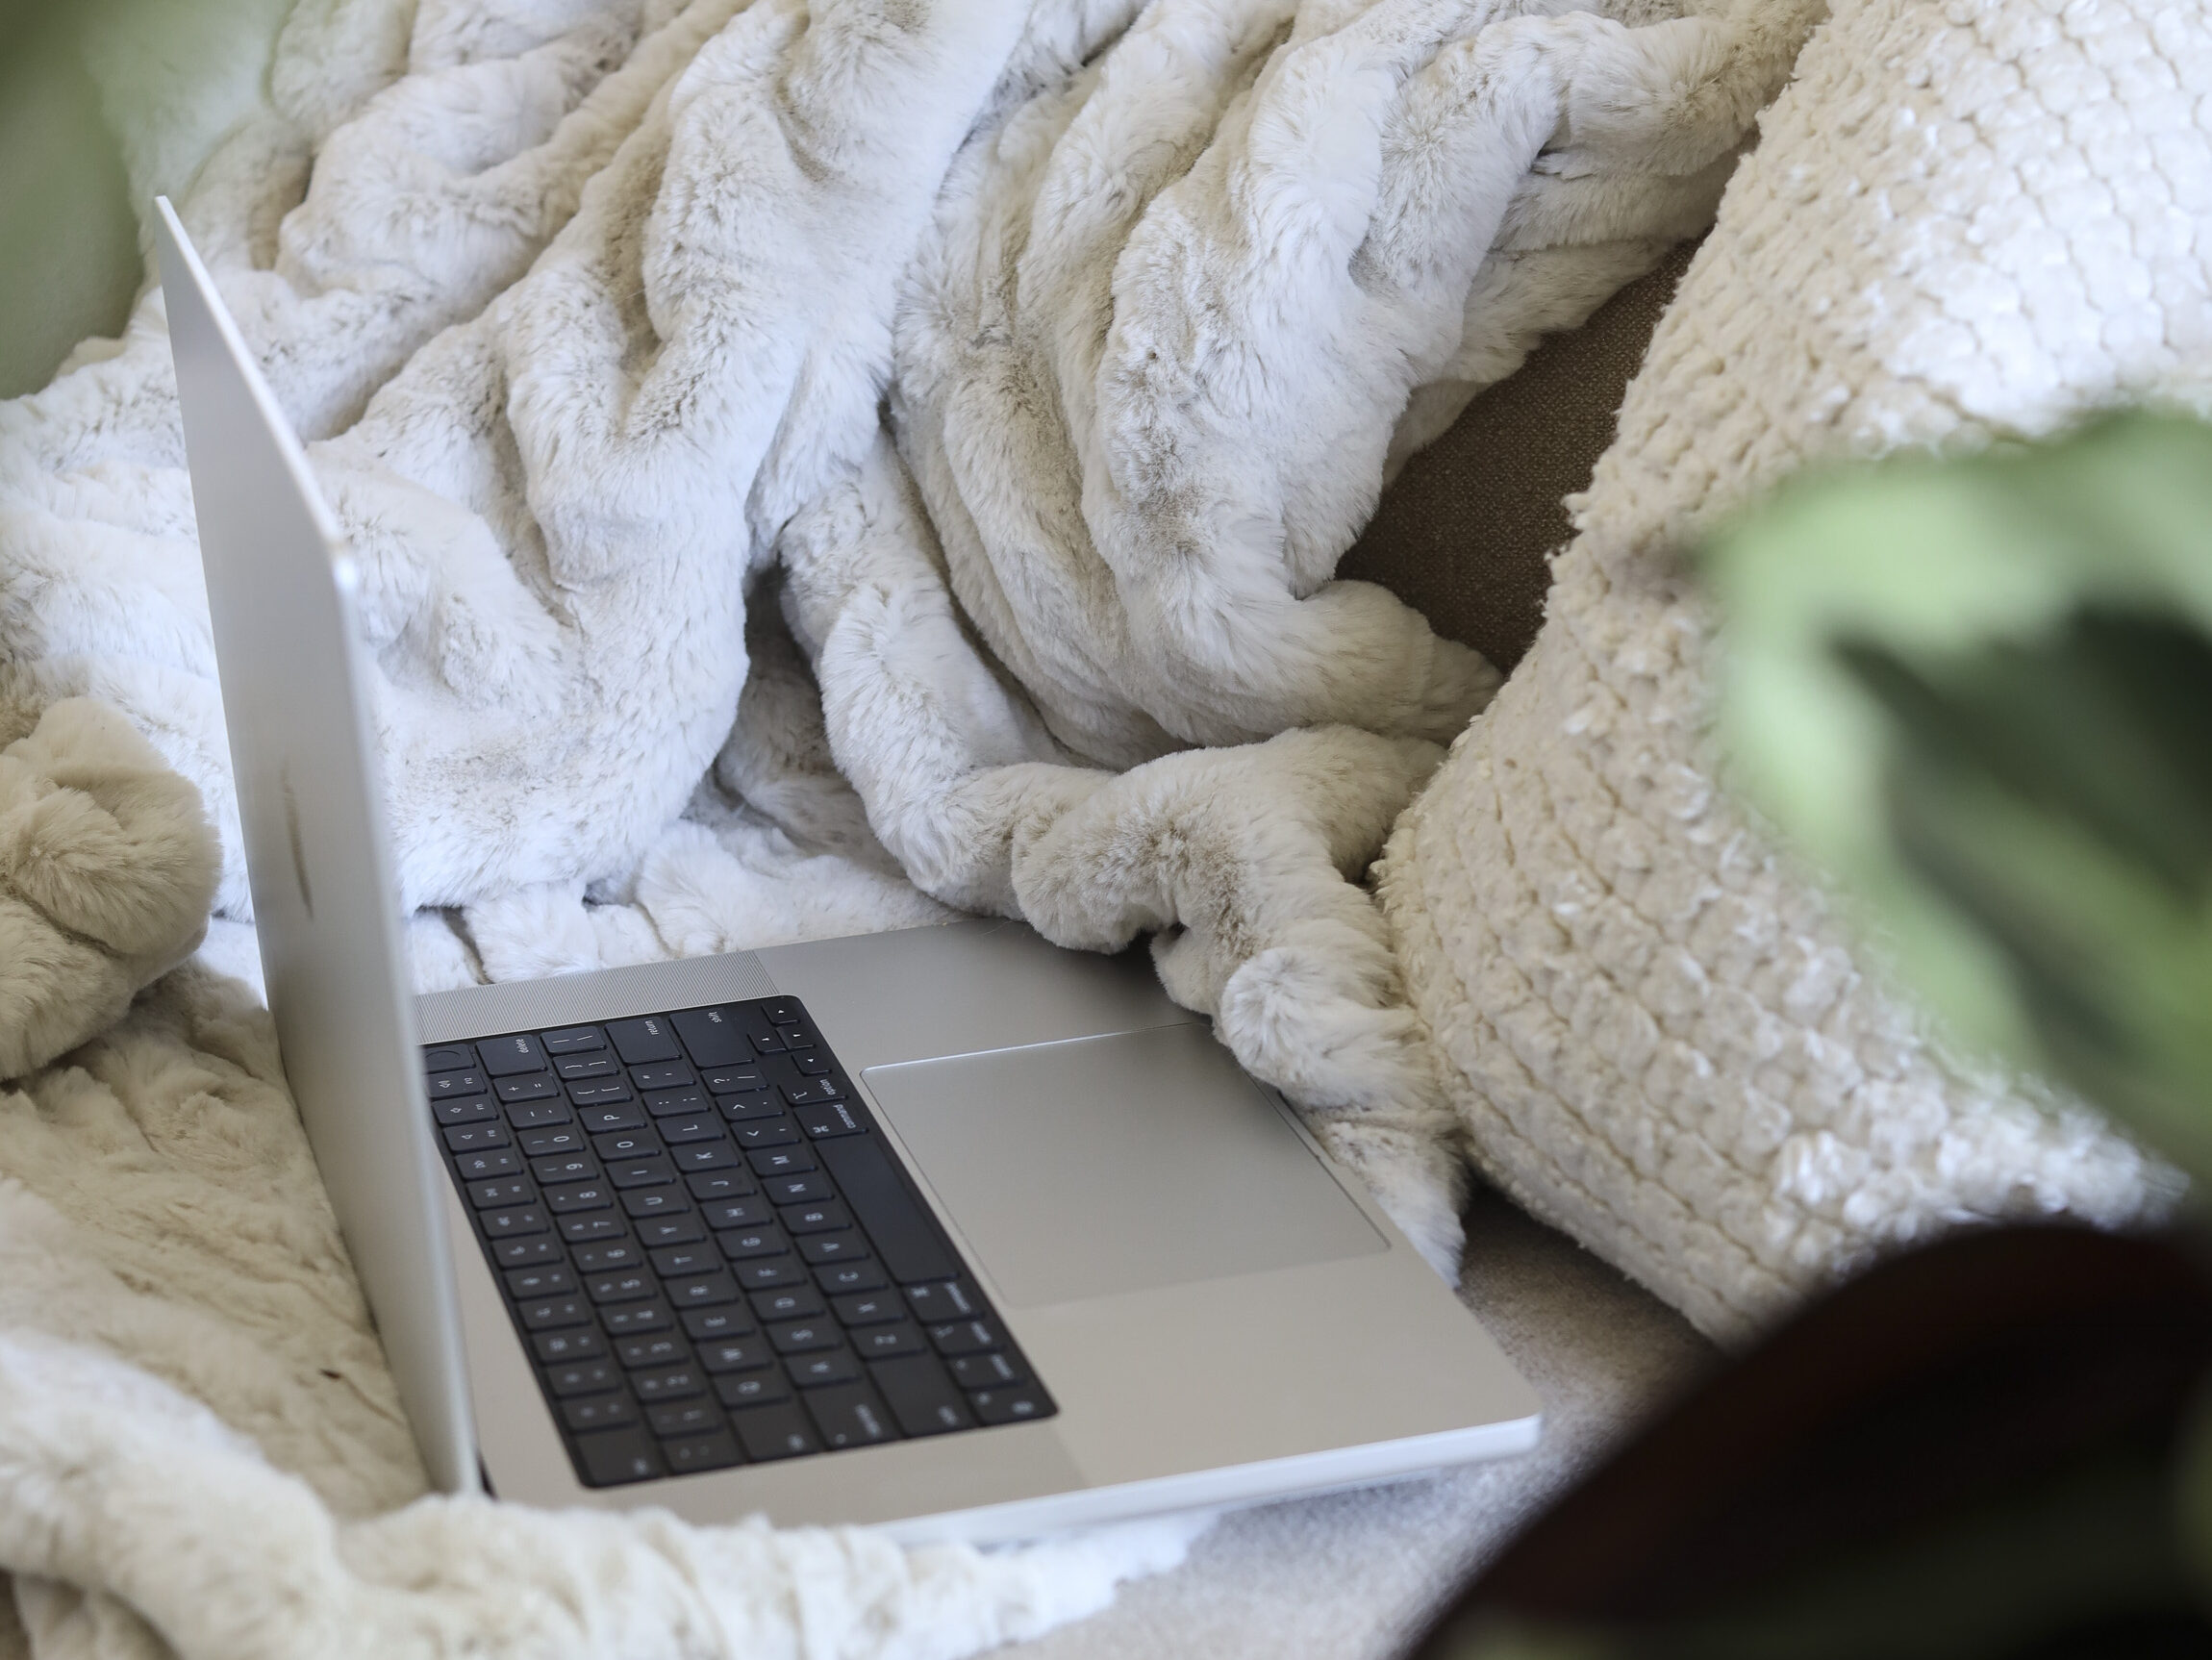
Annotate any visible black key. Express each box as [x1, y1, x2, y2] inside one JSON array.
[[607, 1016, 684, 1065], [781, 1201, 850, 1237], [716, 1371, 792, 1410], [782, 1075, 843, 1106], [495, 1073, 562, 1104], [587, 1270, 655, 1303], [666, 1272, 740, 1309], [563, 1393, 638, 1433], [601, 1301, 673, 1337], [787, 1349, 861, 1389], [706, 1068, 769, 1097], [566, 1078, 635, 1108], [444, 1121, 509, 1152], [545, 1359, 619, 1396], [782, 1029, 817, 1052], [554, 1052, 619, 1081], [644, 1088, 714, 1120], [636, 1214, 706, 1248], [531, 1153, 597, 1185], [752, 1286, 824, 1323], [493, 1236, 560, 1269], [792, 1098, 864, 1139], [622, 1189, 690, 1220], [543, 1181, 614, 1215], [541, 1025, 606, 1056], [423, 1044, 475, 1074], [792, 1054, 832, 1076], [632, 1366, 706, 1403], [804, 1382, 899, 1449], [607, 1158, 675, 1190], [824, 1139, 954, 1285], [751, 1029, 787, 1054], [505, 1100, 571, 1129], [480, 1207, 547, 1239], [797, 1234, 870, 1268], [762, 999, 803, 1026], [592, 1130, 664, 1161], [479, 1034, 549, 1077], [949, 1351, 1027, 1390], [903, 1280, 982, 1322], [519, 1126, 586, 1157], [560, 1214, 626, 1245], [768, 1320, 839, 1355], [697, 1336, 774, 1372], [573, 1241, 645, 1273], [453, 1147, 520, 1181], [671, 1142, 741, 1172], [733, 1119, 799, 1150], [851, 1323, 924, 1361], [969, 1386, 1051, 1425], [764, 1173, 833, 1206], [506, 1264, 574, 1299], [687, 1170, 757, 1200], [832, 1291, 903, 1326], [647, 1400, 720, 1440], [469, 1177, 535, 1209], [657, 1116, 726, 1146], [630, 1063, 695, 1092], [719, 1092, 785, 1121], [719, 1225, 790, 1261], [533, 1327, 605, 1364], [703, 1196, 772, 1231], [574, 1426, 662, 1486], [748, 1146, 817, 1178], [670, 1006, 751, 1069], [662, 1431, 742, 1474], [683, 1306, 757, 1342], [816, 1261, 887, 1295], [651, 1244, 720, 1278], [872, 1355, 976, 1438], [930, 1318, 1008, 1357], [733, 1258, 809, 1292], [426, 1069, 487, 1100], [519, 1297, 591, 1331], [578, 1103, 648, 1133], [730, 1403, 817, 1461], [616, 1333, 689, 1371], [433, 1096, 496, 1126]]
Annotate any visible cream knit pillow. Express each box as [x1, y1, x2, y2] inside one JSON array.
[[1378, 0, 2210, 1342]]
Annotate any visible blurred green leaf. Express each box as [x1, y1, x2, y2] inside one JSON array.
[[1707, 415, 2212, 1183]]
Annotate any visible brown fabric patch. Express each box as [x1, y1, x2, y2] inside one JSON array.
[[1342, 241, 1697, 673]]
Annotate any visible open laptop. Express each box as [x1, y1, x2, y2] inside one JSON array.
[[155, 197, 1539, 1541]]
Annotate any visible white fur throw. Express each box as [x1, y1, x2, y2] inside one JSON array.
[[1379, 0, 2209, 1342], [0, 0, 1814, 1652], [0, 0, 1808, 1269]]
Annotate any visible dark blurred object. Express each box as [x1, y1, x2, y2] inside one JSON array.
[[0, 0, 139, 397], [1412, 1225, 2212, 1659], [1342, 241, 1694, 674]]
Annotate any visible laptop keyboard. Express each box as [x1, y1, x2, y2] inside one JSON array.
[[421, 997, 1054, 1487]]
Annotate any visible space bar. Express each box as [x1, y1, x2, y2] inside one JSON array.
[[819, 1136, 954, 1285]]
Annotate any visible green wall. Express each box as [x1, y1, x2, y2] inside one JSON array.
[[0, 0, 143, 398]]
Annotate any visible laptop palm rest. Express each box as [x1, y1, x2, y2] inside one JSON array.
[[864, 1025, 1384, 1309]]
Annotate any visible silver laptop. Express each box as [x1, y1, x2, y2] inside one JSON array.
[[156, 198, 1538, 1542]]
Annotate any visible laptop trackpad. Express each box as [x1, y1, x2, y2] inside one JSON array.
[[861, 1024, 1385, 1309]]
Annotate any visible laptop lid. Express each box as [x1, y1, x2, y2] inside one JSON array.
[[156, 199, 478, 1493]]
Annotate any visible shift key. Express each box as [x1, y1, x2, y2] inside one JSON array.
[[817, 1137, 952, 1284]]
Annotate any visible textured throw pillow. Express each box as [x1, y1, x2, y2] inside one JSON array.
[[1378, 0, 2209, 1342]]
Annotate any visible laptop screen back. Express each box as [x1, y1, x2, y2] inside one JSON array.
[[156, 199, 477, 1493]]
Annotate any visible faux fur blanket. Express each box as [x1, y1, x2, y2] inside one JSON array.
[[0, 0, 1817, 1653]]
